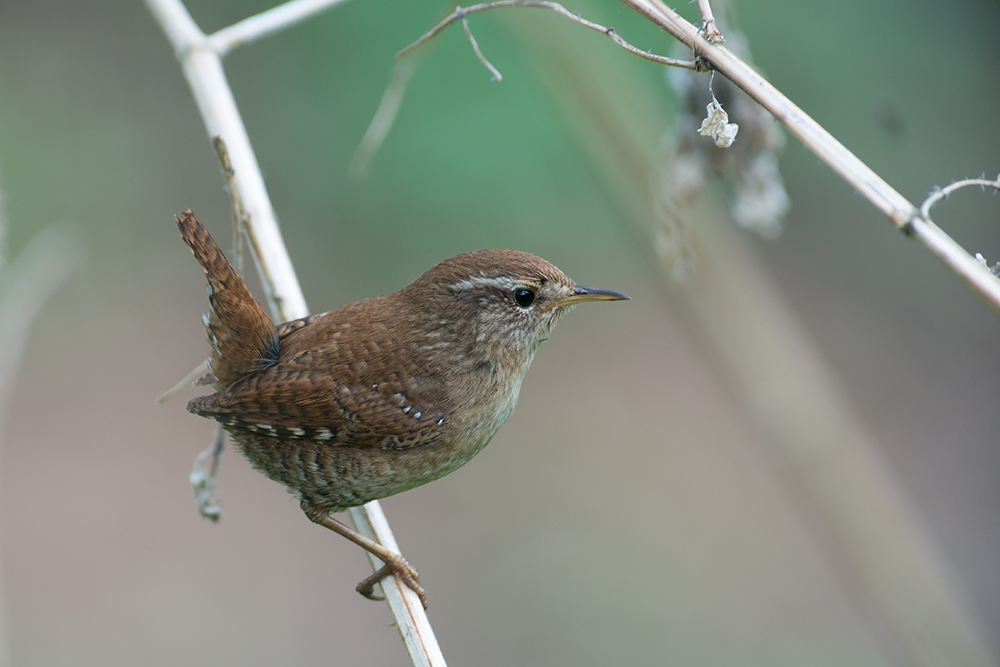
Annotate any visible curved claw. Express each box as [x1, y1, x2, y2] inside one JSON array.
[[356, 554, 427, 609], [356, 567, 387, 601]]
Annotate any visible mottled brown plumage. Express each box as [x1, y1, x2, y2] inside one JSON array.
[[176, 210, 628, 607], [177, 212, 278, 386]]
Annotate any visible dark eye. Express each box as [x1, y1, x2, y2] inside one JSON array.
[[513, 288, 535, 308]]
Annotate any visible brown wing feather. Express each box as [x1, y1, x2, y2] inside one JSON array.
[[187, 364, 447, 450], [186, 272, 450, 450], [275, 314, 321, 339]]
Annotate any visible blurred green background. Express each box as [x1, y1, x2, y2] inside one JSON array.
[[1, 0, 998, 665]]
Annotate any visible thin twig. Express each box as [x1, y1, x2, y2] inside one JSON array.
[[350, 1, 460, 179], [213, 137, 252, 275], [398, 1, 696, 71], [207, 0, 352, 57], [349, 59, 418, 180], [145, 1, 445, 664], [617, 0, 1000, 312], [919, 176, 1000, 222], [156, 359, 210, 404], [696, 0, 722, 43], [190, 427, 225, 521], [461, 15, 503, 80]]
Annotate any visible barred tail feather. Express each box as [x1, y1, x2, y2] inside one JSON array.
[[176, 210, 279, 387]]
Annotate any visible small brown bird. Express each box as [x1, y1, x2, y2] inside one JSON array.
[[176, 210, 628, 607]]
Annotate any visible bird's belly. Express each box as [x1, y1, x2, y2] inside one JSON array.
[[228, 417, 507, 513]]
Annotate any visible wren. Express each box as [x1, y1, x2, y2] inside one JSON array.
[[176, 210, 628, 607]]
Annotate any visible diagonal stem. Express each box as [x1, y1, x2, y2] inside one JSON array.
[[619, 0, 1000, 312]]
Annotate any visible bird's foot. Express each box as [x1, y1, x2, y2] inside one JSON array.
[[301, 501, 428, 609], [356, 553, 426, 608]]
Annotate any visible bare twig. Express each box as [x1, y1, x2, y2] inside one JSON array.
[[696, 0, 722, 43], [207, 0, 352, 57], [400, 0, 1000, 312], [398, 1, 696, 71], [615, 0, 1000, 312], [377, 0, 692, 174], [351, 0, 461, 179], [145, 1, 445, 664], [212, 137, 252, 275], [349, 59, 419, 180], [919, 176, 1000, 222], [462, 15, 503, 80], [190, 427, 225, 521], [156, 359, 210, 404]]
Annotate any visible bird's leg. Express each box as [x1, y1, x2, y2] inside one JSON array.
[[300, 501, 427, 609]]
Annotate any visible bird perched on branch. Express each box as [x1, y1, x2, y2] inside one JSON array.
[[176, 210, 628, 607]]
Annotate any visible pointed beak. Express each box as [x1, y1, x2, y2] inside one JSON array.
[[556, 285, 630, 307]]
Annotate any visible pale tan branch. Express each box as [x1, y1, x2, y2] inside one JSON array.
[[207, 0, 352, 57], [617, 0, 1000, 311], [398, 1, 696, 71]]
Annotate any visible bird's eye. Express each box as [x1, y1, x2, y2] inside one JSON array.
[[513, 288, 536, 308]]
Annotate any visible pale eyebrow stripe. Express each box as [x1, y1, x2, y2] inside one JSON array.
[[449, 276, 518, 291]]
